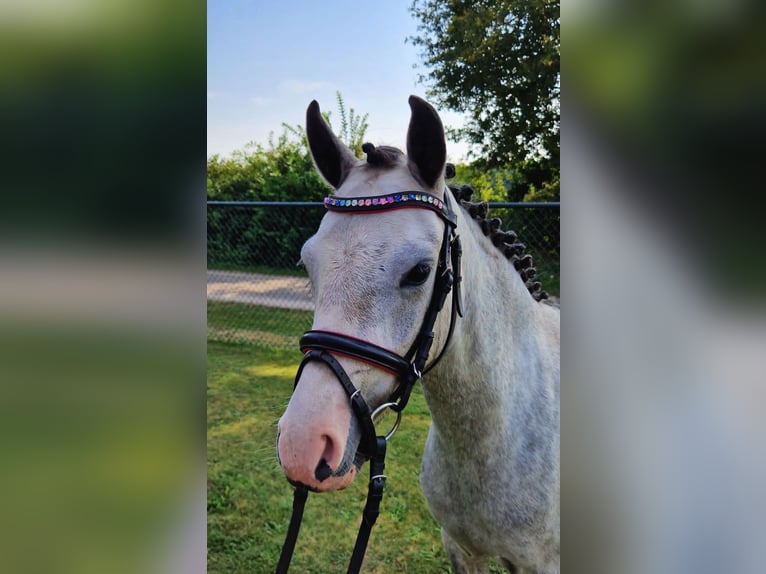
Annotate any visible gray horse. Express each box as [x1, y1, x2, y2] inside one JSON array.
[[277, 96, 560, 573]]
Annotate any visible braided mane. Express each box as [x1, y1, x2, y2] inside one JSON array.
[[445, 165, 549, 302]]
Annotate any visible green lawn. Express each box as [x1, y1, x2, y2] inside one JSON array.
[[207, 341, 440, 572], [207, 301, 313, 347], [207, 341, 512, 573]]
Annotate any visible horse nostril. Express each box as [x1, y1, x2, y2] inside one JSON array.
[[315, 458, 332, 482]]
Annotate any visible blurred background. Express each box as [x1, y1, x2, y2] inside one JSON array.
[[565, 0, 766, 573], [0, 0, 206, 572]]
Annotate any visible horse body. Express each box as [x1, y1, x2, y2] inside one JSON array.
[[419, 208, 560, 572], [276, 96, 559, 573]]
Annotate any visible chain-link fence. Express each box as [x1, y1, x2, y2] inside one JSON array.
[[207, 201, 559, 348]]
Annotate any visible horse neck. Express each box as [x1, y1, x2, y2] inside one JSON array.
[[424, 211, 540, 451]]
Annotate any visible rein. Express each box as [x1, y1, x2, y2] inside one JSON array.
[[275, 189, 463, 573]]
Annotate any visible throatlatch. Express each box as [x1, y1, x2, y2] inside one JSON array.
[[275, 189, 462, 574]]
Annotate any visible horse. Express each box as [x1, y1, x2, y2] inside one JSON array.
[[276, 95, 560, 573]]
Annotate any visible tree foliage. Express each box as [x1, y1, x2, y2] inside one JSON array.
[[409, 0, 560, 199], [207, 131, 328, 202], [452, 163, 511, 202]]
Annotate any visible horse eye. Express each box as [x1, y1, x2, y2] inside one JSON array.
[[400, 262, 432, 287]]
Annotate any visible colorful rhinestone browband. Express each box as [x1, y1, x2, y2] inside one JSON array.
[[323, 191, 449, 220]]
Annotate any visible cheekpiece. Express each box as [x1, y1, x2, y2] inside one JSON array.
[[324, 191, 448, 220]]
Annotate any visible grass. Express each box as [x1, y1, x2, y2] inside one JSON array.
[[207, 301, 313, 347], [207, 340, 511, 573]]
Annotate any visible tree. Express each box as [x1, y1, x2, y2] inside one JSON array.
[[409, 0, 560, 199], [451, 163, 511, 202]]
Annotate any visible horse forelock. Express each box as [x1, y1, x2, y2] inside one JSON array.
[[361, 143, 404, 168], [354, 142, 446, 195]]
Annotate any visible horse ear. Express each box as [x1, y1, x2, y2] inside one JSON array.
[[406, 95, 446, 189], [306, 100, 357, 189]]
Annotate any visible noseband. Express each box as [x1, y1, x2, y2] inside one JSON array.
[[276, 189, 463, 574]]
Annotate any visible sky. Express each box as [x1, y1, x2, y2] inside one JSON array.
[[207, 0, 470, 161]]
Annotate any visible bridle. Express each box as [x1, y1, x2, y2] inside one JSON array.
[[275, 188, 463, 574]]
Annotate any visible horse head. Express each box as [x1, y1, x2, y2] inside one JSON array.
[[276, 96, 453, 492]]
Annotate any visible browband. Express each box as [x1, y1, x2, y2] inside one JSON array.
[[324, 191, 456, 227]]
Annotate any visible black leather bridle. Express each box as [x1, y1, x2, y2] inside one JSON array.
[[275, 189, 463, 574]]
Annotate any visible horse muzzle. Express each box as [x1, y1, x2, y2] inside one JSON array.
[[276, 427, 360, 492], [276, 369, 362, 492]]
